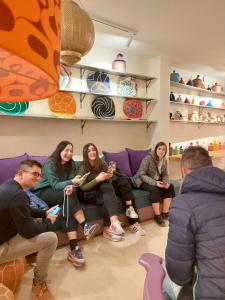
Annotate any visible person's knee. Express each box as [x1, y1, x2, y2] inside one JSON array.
[[99, 182, 114, 193], [38, 232, 58, 249]]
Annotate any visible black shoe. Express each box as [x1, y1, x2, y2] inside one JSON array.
[[154, 215, 166, 227], [162, 212, 169, 219]]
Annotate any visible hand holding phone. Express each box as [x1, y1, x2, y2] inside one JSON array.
[[107, 161, 116, 173], [50, 206, 61, 216]]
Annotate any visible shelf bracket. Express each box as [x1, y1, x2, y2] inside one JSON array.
[[79, 67, 86, 85], [79, 93, 86, 108], [80, 119, 86, 134], [146, 100, 152, 112], [146, 79, 153, 92], [146, 121, 152, 130]]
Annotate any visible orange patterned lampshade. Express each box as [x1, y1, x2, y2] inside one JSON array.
[[0, 0, 60, 102]]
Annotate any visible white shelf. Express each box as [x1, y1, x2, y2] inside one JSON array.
[[73, 64, 156, 82], [170, 81, 225, 97], [170, 101, 225, 111], [60, 88, 157, 102], [170, 119, 225, 125], [170, 150, 225, 161]]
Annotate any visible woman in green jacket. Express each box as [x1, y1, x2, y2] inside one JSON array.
[[34, 140, 98, 266]]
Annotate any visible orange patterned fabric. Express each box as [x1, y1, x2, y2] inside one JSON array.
[[0, 0, 60, 102]]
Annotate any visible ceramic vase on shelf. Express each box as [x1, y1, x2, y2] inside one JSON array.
[[170, 92, 175, 101], [170, 70, 180, 82], [193, 75, 205, 89], [112, 53, 126, 72], [212, 82, 221, 93], [179, 77, 185, 84]]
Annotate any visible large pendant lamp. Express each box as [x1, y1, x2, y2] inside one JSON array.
[[0, 0, 60, 102], [61, 0, 95, 66]]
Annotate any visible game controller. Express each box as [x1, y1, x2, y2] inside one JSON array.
[[50, 206, 61, 216]]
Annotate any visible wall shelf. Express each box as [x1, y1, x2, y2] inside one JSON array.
[[170, 101, 225, 111], [169, 150, 225, 161], [170, 81, 225, 97], [170, 119, 225, 125]]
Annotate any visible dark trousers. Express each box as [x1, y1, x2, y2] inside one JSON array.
[[140, 183, 175, 204], [78, 182, 117, 226], [35, 187, 81, 231], [112, 176, 139, 225]]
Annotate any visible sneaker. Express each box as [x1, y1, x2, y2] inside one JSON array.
[[129, 222, 146, 236], [103, 229, 122, 242], [154, 215, 167, 227], [67, 246, 85, 267], [83, 222, 99, 240], [109, 221, 125, 235], [162, 212, 169, 219], [126, 206, 138, 219], [32, 281, 55, 300]]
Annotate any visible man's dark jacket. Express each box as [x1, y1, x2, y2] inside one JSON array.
[[0, 180, 51, 245], [166, 166, 225, 299]]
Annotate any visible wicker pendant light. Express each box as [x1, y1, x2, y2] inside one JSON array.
[[61, 0, 95, 66]]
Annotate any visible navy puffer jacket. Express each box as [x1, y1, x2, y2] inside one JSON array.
[[166, 166, 225, 299]]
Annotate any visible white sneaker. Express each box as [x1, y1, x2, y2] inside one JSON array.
[[130, 222, 146, 236], [126, 206, 138, 219], [109, 221, 125, 235]]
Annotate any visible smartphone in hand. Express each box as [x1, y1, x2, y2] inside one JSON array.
[[50, 206, 61, 216], [108, 161, 116, 173], [82, 172, 90, 180]]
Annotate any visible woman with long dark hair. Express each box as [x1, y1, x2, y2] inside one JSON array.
[[133, 142, 175, 227], [77, 143, 145, 241], [34, 141, 98, 266]]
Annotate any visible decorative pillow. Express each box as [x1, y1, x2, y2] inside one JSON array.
[[0, 153, 28, 184], [28, 155, 48, 166], [102, 150, 132, 177], [126, 148, 150, 176]]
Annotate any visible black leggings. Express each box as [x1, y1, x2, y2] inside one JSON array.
[[112, 176, 139, 225], [78, 182, 117, 226], [140, 183, 175, 204]]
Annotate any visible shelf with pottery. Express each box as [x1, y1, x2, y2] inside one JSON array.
[[170, 119, 225, 125], [74, 64, 157, 88], [169, 150, 225, 161], [60, 88, 157, 109], [170, 101, 225, 111], [170, 81, 225, 98]]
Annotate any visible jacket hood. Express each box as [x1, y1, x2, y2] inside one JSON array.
[[181, 166, 225, 195]]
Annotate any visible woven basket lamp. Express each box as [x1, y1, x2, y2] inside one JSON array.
[[0, 1, 61, 102], [61, 0, 95, 66]]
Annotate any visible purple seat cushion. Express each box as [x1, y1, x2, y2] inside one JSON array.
[[0, 153, 28, 184], [126, 148, 150, 176], [28, 155, 48, 166], [102, 150, 132, 177]]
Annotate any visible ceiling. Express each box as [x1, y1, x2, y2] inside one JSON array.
[[79, 0, 225, 79]]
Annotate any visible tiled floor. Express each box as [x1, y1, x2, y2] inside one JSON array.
[[16, 220, 169, 299]]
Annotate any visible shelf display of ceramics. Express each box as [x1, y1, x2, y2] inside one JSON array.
[[188, 113, 198, 122], [123, 98, 143, 119], [91, 96, 115, 119], [176, 95, 182, 102], [192, 75, 206, 89], [117, 77, 137, 97], [112, 53, 126, 72], [0, 102, 29, 115], [184, 97, 191, 104], [87, 71, 111, 94], [206, 99, 213, 107], [174, 111, 183, 120], [186, 79, 193, 86], [212, 82, 221, 93], [170, 70, 180, 82], [48, 91, 76, 118]]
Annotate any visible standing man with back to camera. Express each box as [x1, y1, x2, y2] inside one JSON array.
[[164, 146, 225, 299], [0, 160, 58, 300]]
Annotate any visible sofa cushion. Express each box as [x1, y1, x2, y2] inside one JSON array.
[[102, 150, 132, 177], [126, 148, 150, 176], [0, 153, 28, 184], [28, 155, 48, 166]]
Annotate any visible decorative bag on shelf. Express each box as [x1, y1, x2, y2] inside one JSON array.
[[91, 96, 115, 119], [117, 77, 137, 97], [123, 98, 143, 119], [87, 71, 111, 94]]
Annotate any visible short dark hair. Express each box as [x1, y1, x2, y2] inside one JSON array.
[[16, 160, 42, 173], [181, 146, 212, 170]]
